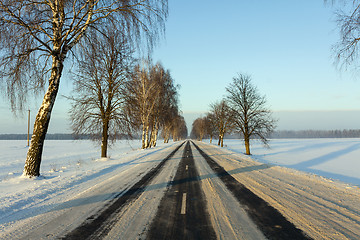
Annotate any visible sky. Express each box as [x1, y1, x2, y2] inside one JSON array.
[[1, 0, 360, 134]]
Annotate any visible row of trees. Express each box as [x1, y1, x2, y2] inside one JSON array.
[[191, 73, 277, 155], [0, 0, 170, 177], [271, 129, 360, 139], [67, 27, 186, 158], [125, 62, 187, 150]]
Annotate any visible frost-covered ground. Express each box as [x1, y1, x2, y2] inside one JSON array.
[[215, 138, 360, 187]]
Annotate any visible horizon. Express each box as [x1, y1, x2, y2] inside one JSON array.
[[2, 109, 360, 134]]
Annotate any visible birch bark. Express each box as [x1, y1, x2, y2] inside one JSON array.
[[23, 54, 64, 176]]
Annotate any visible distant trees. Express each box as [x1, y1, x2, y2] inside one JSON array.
[[67, 26, 133, 158], [191, 117, 207, 141], [226, 73, 276, 155], [204, 113, 216, 143], [0, 0, 168, 177], [271, 129, 360, 138], [191, 100, 233, 147], [170, 115, 188, 141], [191, 73, 276, 154], [126, 62, 184, 149], [209, 100, 234, 147]]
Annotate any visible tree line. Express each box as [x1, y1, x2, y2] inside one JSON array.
[[2, 1, 360, 177], [0, 0, 181, 177], [271, 129, 360, 139], [191, 73, 277, 155]]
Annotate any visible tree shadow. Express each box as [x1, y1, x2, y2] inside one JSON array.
[[0, 146, 176, 226], [46, 163, 271, 213], [289, 143, 360, 170], [253, 142, 360, 186]]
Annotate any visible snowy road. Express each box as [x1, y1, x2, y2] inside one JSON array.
[[1, 140, 360, 239]]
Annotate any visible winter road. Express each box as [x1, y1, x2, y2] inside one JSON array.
[[4, 140, 360, 239]]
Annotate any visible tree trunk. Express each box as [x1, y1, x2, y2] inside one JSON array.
[[218, 137, 221, 146], [152, 123, 158, 147], [101, 120, 109, 158], [245, 136, 251, 155], [210, 135, 213, 144], [23, 56, 64, 177], [141, 125, 146, 149], [165, 132, 170, 143], [144, 125, 150, 148], [148, 125, 153, 148], [220, 135, 224, 147]]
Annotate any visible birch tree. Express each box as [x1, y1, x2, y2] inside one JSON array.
[[171, 114, 187, 141], [161, 106, 178, 143], [209, 100, 234, 147], [191, 117, 207, 141], [328, 1, 360, 68], [148, 63, 178, 147], [67, 26, 133, 158], [0, 0, 168, 177], [226, 73, 276, 155], [126, 62, 179, 148], [127, 62, 159, 149], [204, 112, 216, 143]]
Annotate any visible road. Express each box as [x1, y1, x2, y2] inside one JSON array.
[[6, 140, 360, 239]]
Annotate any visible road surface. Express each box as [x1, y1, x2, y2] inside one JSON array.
[[3, 140, 360, 239]]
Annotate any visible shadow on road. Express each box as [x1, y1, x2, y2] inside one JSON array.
[[49, 163, 271, 213]]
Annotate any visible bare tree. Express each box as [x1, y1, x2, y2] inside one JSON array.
[[126, 61, 179, 148], [329, 1, 360, 68], [67, 26, 133, 158], [209, 100, 234, 147], [161, 106, 178, 143], [191, 117, 207, 141], [226, 73, 276, 155], [148, 63, 178, 147], [127, 61, 159, 149], [325, 1, 360, 68], [0, 0, 168, 177], [204, 112, 216, 143], [172, 114, 187, 141]]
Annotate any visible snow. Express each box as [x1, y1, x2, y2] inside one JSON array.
[[196, 141, 360, 239], [192, 146, 266, 240], [0, 138, 359, 238], [218, 138, 360, 187], [0, 139, 179, 238]]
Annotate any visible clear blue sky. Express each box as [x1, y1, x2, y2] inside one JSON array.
[[1, 0, 360, 134]]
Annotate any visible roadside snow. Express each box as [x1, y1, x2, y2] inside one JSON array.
[[1, 138, 360, 239], [197, 140, 360, 239], [0, 140, 178, 238], [217, 138, 360, 187], [192, 146, 267, 240]]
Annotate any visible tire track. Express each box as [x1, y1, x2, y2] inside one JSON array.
[[146, 141, 216, 240], [62, 141, 185, 240], [192, 141, 312, 240]]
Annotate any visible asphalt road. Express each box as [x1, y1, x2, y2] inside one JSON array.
[[20, 140, 312, 239], [146, 141, 217, 240]]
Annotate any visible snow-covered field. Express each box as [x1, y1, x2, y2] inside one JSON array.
[[218, 138, 360, 187], [0, 139, 179, 238], [0, 138, 359, 238]]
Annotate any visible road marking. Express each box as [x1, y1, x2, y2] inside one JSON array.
[[185, 165, 188, 170], [181, 193, 187, 214]]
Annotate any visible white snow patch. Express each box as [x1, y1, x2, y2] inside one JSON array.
[[212, 138, 360, 187], [0, 139, 177, 238]]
